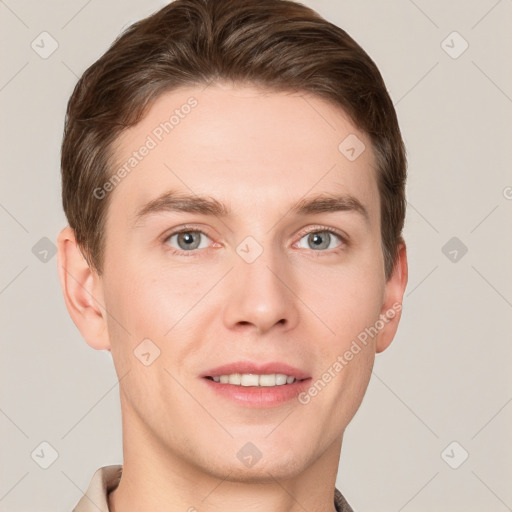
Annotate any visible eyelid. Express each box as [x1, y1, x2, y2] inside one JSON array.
[[161, 224, 215, 247], [295, 224, 349, 245]]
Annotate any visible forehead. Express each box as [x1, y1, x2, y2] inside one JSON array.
[[107, 82, 379, 227]]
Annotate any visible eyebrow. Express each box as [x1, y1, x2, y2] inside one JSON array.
[[132, 189, 370, 227]]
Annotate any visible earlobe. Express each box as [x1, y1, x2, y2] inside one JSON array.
[[56, 226, 111, 351], [375, 241, 408, 354]]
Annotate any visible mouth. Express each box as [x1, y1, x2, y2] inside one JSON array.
[[203, 373, 306, 387], [200, 361, 312, 408]]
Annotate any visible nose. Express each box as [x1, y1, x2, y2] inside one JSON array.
[[222, 244, 300, 335]]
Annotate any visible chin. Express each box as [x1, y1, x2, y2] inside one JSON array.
[[201, 445, 309, 483], [217, 460, 306, 483]]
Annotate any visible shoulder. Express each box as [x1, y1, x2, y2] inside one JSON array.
[[72, 465, 122, 512], [334, 487, 355, 512]]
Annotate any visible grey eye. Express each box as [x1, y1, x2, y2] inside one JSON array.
[[296, 231, 342, 251], [166, 230, 210, 251]]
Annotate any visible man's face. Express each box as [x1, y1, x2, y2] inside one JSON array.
[[99, 82, 395, 480]]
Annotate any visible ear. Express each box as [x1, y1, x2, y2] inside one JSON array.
[[376, 241, 408, 354], [56, 226, 111, 351]]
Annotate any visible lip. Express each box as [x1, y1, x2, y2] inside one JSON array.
[[201, 375, 312, 408], [200, 361, 311, 380]]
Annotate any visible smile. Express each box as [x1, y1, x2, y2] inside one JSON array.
[[205, 373, 301, 386]]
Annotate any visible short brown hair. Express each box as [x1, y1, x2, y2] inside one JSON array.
[[61, 0, 406, 280]]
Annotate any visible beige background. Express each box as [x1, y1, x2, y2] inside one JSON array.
[[1, 0, 511, 510]]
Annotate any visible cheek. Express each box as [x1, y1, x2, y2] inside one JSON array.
[[305, 266, 383, 347], [322, 265, 382, 409], [103, 261, 216, 378], [103, 259, 177, 335]]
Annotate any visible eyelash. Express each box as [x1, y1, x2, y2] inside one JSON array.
[[161, 224, 348, 258]]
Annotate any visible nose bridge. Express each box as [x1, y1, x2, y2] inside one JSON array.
[[222, 233, 299, 333]]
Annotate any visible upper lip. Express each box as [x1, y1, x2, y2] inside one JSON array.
[[201, 361, 311, 381]]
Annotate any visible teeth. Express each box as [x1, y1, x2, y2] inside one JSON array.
[[229, 373, 241, 385], [210, 373, 297, 387], [241, 374, 259, 386], [259, 374, 277, 386]]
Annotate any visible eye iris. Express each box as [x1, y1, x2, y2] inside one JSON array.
[[178, 231, 200, 250], [309, 232, 330, 250]]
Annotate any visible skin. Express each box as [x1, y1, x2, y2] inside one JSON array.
[[57, 82, 408, 512]]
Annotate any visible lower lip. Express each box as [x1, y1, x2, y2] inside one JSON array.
[[201, 377, 312, 408]]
